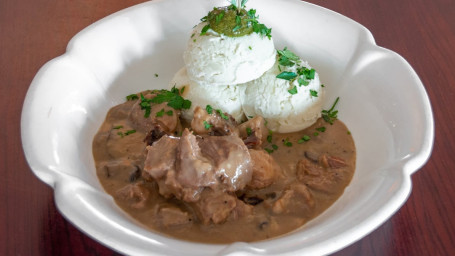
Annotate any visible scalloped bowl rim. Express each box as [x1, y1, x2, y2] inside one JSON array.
[[21, 0, 434, 255]]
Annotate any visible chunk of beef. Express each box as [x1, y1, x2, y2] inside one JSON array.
[[197, 134, 252, 191], [144, 124, 167, 146], [100, 159, 139, 182], [157, 206, 193, 228], [174, 129, 215, 201], [237, 116, 269, 149], [128, 92, 181, 134], [296, 154, 348, 193], [246, 149, 278, 189], [142, 128, 252, 202], [143, 135, 179, 181], [191, 106, 238, 136], [272, 184, 314, 215], [115, 182, 150, 209], [192, 190, 237, 224]]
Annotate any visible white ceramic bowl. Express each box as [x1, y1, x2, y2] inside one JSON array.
[[21, 0, 434, 255]]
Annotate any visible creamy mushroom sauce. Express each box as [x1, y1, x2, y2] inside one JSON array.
[[92, 91, 355, 243]]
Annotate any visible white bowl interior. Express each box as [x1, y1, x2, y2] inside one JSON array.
[[21, 0, 433, 255]]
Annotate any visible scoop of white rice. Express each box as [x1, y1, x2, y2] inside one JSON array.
[[183, 23, 276, 86], [240, 59, 324, 133], [170, 67, 245, 122]]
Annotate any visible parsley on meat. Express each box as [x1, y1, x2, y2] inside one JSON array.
[[136, 87, 191, 118], [206, 104, 213, 114]]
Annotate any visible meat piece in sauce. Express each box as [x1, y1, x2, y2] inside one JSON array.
[[197, 134, 253, 191], [143, 135, 179, 181], [246, 149, 279, 189], [272, 184, 314, 215], [192, 190, 237, 224], [296, 154, 348, 194], [191, 106, 238, 136], [128, 92, 181, 134], [237, 116, 269, 149], [157, 206, 193, 228], [115, 182, 150, 209], [142, 128, 252, 202]]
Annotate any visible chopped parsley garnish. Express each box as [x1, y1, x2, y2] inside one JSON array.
[[275, 47, 318, 95], [246, 127, 253, 136], [298, 135, 311, 143], [203, 121, 212, 130], [206, 104, 213, 114], [154, 73, 159, 77], [140, 94, 152, 118], [322, 97, 340, 125], [216, 109, 229, 120], [117, 129, 136, 137], [316, 127, 326, 132], [126, 94, 139, 101], [150, 86, 192, 110], [283, 138, 293, 147], [231, 0, 248, 9], [156, 109, 164, 117], [200, 24, 211, 35], [288, 86, 298, 95], [276, 71, 297, 80], [313, 132, 319, 136], [124, 130, 136, 135], [264, 148, 274, 154], [156, 109, 173, 117], [137, 87, 191, 118], [310, 89, 318, 97], [113, 125, 123, 129], [272, 144, 278, 150], [277, 47, 300, 67], [267, 130, 273, 143]]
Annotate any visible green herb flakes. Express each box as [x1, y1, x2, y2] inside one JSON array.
[[203, 121, 212, 130], [276, 71, 297, 80], [206, 104, 213, 114], [216, 109, 229, 120], [124, 130, 136, 136], [264, 148, 274, 154], [156, 109, 165, 117], [316, 127, 326, 132], [283, 138, 293, 147], [298, 135, 311, 144], [200, 24, 211, 35], [246, 127, 253, 136], [288, 86, 298, 95], [322, 97, 340, 125], [126, 94, 138, 101], [310, 89, 318, 97]]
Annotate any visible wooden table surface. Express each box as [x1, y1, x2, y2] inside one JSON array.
[[1, 0, 454, 255]]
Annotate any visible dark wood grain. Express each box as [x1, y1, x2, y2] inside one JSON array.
[[1, 0, 454, 255]]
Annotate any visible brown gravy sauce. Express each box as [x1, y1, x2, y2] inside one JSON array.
[[92, 95, 356, 243]]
